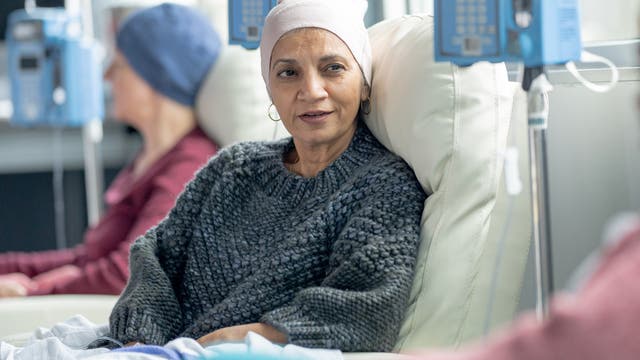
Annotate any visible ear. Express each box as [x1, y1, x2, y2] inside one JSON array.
[[361, 82, 370, 102]]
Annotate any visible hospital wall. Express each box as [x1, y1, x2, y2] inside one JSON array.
[[580, 0, 640, 42]]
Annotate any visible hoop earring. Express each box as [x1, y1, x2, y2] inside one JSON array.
[[360, 98, 371, 115], [268, 103, 281, 122]]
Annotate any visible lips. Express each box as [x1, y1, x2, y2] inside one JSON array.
[[298, 110, 333, 123]]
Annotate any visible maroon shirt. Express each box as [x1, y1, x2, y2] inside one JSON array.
[[0, 127, 217, 295], [414, 215, 640, 360]]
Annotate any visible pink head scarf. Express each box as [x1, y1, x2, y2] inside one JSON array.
[[260, 0, 372, 92]]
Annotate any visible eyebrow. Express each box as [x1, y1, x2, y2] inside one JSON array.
[[319, 54, 348, 63], [271, 54, 349, 70], [271, 59, 296, 70]]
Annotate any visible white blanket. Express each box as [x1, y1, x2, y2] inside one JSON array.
[[0, 316, 343, 360]]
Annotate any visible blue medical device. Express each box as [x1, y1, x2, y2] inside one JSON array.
[[434, 0, 582, 67], [228, 0, 277, 50], [6, 7, 104, 127]]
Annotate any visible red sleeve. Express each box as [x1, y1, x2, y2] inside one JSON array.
[[29, 152, 213, 296], [413, 226, 640, 360], [0, 245, 80, 277]]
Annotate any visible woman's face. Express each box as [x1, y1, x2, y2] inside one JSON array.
[[269, 28, 367, 149], [104, 51, 155, 128]]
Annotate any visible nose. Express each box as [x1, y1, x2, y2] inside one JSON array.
[[104, 62, 114, 81], [297, 71, 328, 102]]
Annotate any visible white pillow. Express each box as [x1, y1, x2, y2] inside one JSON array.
[[365, 14, 515, 350], [196, 46, 289, 147]]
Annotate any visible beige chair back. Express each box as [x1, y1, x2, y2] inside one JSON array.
[[364, 14, 532, 350]]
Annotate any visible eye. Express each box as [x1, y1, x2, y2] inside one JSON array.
[[325, 63, 345, 73], [277, 68, 297, 78]]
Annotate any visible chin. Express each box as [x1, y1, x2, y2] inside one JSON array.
[[298, 132, 344, 148]]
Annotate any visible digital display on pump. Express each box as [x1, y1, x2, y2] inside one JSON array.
[[12, 20, 43, 41], [19, 56, 39, 69]]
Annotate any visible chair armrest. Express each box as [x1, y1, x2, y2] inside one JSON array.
[[0, 294, 117, 338]]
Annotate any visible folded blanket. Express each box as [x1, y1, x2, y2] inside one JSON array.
[[0, 316, 343, 360], [112, 332, 342, 360], [0, 315, 110, 359]]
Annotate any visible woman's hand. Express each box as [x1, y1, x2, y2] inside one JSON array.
[[0, 273, 37, 298], [32, 264, 81, 283], [196, 323, 286, 346]]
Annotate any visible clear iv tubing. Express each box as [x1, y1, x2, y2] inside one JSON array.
[[483, 196, 516, 335], [50, 46, 68, 250], [76, 0, 105, 225], [483, 100, 524, 334], [52, 127, 68, 250]]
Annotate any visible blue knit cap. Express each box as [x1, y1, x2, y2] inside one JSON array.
[[116, 3, 222, 106]]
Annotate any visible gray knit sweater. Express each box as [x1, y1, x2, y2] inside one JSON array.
[[109, 123, 426, 352]]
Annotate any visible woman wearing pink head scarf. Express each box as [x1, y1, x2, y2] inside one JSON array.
[[101, 0, 426, 352]]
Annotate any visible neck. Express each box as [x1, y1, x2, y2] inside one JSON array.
[[287, 123, 357, 178], [134, 100, 197, 178]]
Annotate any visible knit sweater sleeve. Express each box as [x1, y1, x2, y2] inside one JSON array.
[[109, 151, 227, 345], [261, 161, 426, 352]]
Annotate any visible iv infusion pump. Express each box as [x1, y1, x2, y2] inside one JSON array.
[[6, 7, 103, 127], [228, 0, 277, 50], [434, 0, 582, 67]]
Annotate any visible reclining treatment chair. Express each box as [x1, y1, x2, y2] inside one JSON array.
[[0, 14, 532, 356], [360, 14, 531, 352]]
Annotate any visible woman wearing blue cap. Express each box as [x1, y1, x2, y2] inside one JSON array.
[[0, 3, 221, 297]]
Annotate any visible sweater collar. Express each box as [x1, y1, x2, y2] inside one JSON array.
[[105, 126, 209, 206], [260, 121, 383, 201]]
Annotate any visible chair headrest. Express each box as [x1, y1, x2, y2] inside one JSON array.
[[364, 14, 517, 350], [365, 14, 513, 195], [196, 46, 288, 147]]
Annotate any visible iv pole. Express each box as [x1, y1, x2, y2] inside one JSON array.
[[523, 66, 554, 320], [68, 0, 104, 226]]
